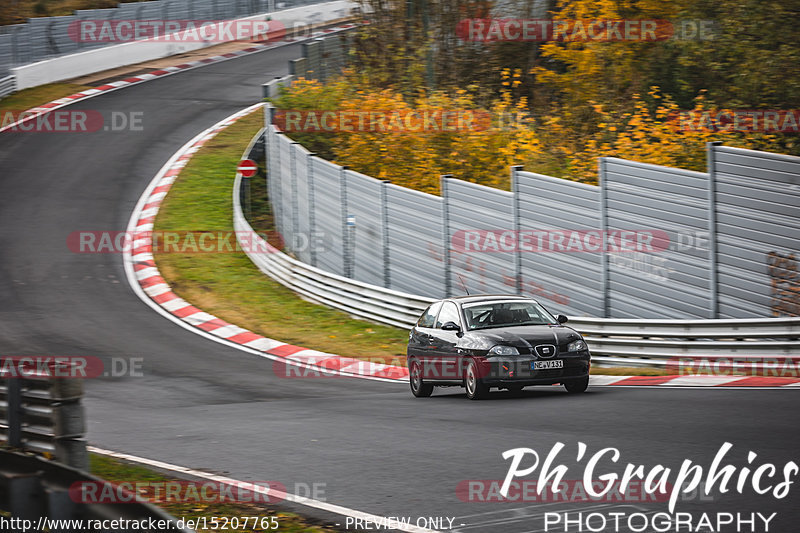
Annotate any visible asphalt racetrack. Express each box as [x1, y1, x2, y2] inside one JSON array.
[[1, 43, 798, 532]]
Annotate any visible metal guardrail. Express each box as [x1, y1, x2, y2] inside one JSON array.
[[0, 449, 194, 533], [0, 361, 87, 470], [234, 126, 434, 329], [238, 132, 800, 369], [0, 75, 15, 98]]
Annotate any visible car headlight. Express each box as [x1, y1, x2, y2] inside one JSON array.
[[488, 345, 519, 356], [567, 339, 587, 352]]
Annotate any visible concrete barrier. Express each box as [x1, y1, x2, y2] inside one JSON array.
[[12, 1, 355, 91]]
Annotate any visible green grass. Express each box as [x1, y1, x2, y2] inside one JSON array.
[[0, 83, 92, 116], [90, 454, 337, 532], [153, 111, 409, 366]]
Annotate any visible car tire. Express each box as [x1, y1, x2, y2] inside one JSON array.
[[409, 360, 434, 398], [564, 376, 589, 393], [465, 359, 489, 400]]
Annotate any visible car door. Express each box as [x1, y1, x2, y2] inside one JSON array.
[[408, 302, 442, 378], [430, 301, 464, 381]]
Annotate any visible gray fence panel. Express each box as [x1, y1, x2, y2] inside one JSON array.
[[712, 146, 800, 318], [446, 179, 515, 296], [47, 16, 79, 57], [516, 171, 604, 317], [266, 129, 280, 244], [74, 9, 119, 50], [604, 158, 712, 319], [27, 18, 56, 63], [292, 143, 312, 263], [163, 0, 192, 20], [311, 157, 345, 276], [345, 170, 385, 287], [190, 0, 215, 20], [385, 184, 446, 298]]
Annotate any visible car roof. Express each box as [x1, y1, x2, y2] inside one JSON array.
[[444, 294, 534, 305]]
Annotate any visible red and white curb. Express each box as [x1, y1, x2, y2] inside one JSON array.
[[0, 24, 357, 134], [121, 103, 800, 389], [591, 374, 799, 388]]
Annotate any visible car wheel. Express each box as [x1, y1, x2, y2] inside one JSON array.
[[465, 359, 489, 400], [564, 376, 589, 393], [409, 360, 434, 398]]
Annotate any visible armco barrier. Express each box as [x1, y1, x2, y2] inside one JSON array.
[[0, 75, 14, 99], [0, 362, 87, 470], [239, 128, 800, 368], [10, 1, 355, 90]]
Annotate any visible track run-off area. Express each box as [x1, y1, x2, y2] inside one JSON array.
[[1, 39, 798, 533]]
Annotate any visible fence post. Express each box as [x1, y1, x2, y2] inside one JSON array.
[[381, 181, 391, 289], [340, 166, 352, 278], [511, 165, 524, 295], [441, 175, 453, 297], [307, 153, 317, 267], [272, 131, 283, 243], [290, 142, 300, 253], [264, 111, 273, 201], [707, 141, 722, 319], [599, 157, 610, 318]]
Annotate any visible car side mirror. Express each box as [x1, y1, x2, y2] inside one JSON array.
[[557, 314, 568, 324], [441, 321, 462, 332]]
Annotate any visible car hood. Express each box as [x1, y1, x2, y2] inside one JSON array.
[[462, 325, 581, 351]]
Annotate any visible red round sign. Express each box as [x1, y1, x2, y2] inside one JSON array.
[[237, 159, 258, 178]]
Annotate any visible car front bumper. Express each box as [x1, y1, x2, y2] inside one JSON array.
[[480, 353, 591, 385]]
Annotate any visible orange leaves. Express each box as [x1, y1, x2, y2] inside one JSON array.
[[274, 75, 543, 194]]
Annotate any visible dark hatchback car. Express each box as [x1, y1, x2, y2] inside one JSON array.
[[407, 295, 591, 399]]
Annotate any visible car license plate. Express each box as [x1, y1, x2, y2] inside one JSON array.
[[533, 360, 563, 370]]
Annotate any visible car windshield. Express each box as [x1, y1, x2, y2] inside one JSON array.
[[463, 300, 557, 330]]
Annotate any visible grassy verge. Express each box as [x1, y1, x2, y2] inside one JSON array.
[[153, 111, 409, 366], [0, 83, 92, 115], [90, 453, 337, 532]]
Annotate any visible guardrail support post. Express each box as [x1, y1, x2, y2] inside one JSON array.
[[599, 157, 610, 318], [707, 141, 722, 319], [511, 165, 524, 295], [441, 175, 453, 297]]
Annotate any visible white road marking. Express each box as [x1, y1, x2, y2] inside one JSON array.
[[89, 447, 440, 533]]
